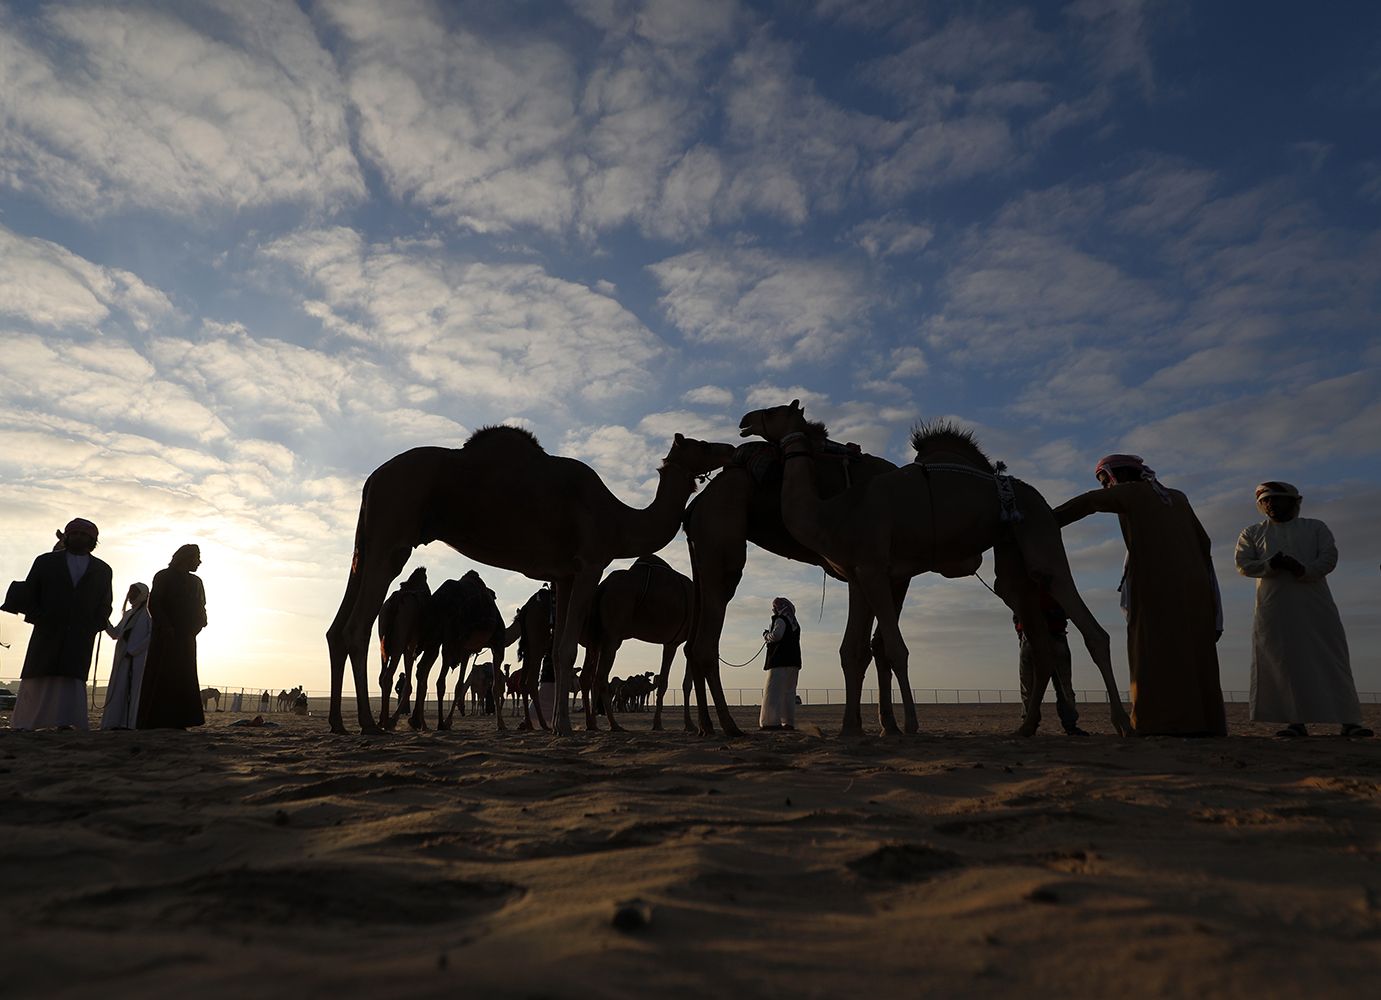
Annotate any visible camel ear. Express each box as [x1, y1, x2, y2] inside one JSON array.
[[790, 398, 801, 410], [674, 432, 684, 444]]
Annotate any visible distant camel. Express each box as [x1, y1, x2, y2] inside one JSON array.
[[738, 400, 1132, 738], [276, 689, 290, 712], [200, 687, 221, 711], [326, 427, 734, 735], [409, 570, 506, 732], [376, 566, 431, 728], [454, 660, 495, 716], [579, 554, 695, 732], [504, 586, 554, 730]]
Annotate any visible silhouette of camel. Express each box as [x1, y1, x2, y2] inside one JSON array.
[[326, 427, 734, 735], [409, 570, 505, 732], [504, 585, 554, 730], [579, 554, 694, 732], [376, 567, 431, 729], [739, 400, 1132, 738]]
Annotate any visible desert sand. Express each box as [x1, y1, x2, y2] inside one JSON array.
[[2, 700, 1379, 998]]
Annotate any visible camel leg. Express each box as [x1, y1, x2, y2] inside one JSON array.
[[580, 642, 601, 731], [599, 638, 626, 732], [409, 647, 440, 731], [528, 653, 550, 732], [683, 535, 746, 738], [874, 625, 899, 734], [887, 576, 919, 733], [682, 662, 695, 732], [993, 541, 1054, 738], [325, 539, 411, 735], [435, 656, 453, 731], [551, 572, 600, 737], [377, 653, 397, 731], [838, 582, 875, 737], [1046, 574, 1132, 736], [651, 643, 677, 731], [854, 569, 907, 737]]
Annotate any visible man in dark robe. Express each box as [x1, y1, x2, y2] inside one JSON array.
[[137, 544, 208, 729], [1055, 455, 1226, 737], [3, 518, 113, 730]]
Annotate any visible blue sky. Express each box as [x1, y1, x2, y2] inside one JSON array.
[[1, 0, 1378, 702]]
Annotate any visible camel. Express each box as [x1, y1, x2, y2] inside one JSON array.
[[326, 427, 734, 735], [376, 566, 431, 728], [682, 420, 911, 738], [738, 400, 1133, 738], [200, 687, 221, 711], [578, 554, 695, 732], [453, 660, 495, 716], [408, 570, 507, 732], [503, 585, 555, 730]]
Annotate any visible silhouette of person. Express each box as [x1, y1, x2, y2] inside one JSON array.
[[4, 518, 113, 730], [1235, 481, 1372, 739], [136, 544, 208, 730], [1014, 593, 1086, 736], [100, 582, 151, 730], [1055, 455, 1226, 737], [759, 596, 801, 730]]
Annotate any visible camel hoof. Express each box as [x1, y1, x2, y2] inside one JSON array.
[[651, 722, 664, 732], [329, 721, 347, 736], [518, 721, 533, 731], [1011, 724, 1038, 739], [359, 723, 384, 737]]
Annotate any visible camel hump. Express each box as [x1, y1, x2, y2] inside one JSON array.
[[464, 424, 544, 451]]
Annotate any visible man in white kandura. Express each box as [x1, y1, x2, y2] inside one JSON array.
[[759, 596, 801, 730], [1235, 481, 1372, 739]]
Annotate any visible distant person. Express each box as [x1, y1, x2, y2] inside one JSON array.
[[100, 582, 152, 730], [136, 544, 208, 730], [259, 689, 271, 713], [1014, 593, 1087, 736], [3, 518, 113, 730], [1055, 455, 1226, 737], [759, 596, 801, 730], [1235, 482, 1372, 739]]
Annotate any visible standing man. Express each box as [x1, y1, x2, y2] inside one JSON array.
[[1054, 455, 1226, 737], [759, 596, 801, 730], [1015, 593, 1088, 736], [4, 519, 113, 730], [1235, 482, 1372, 738]]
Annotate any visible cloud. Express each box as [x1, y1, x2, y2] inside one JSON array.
[[0, 0, 362, 218], [682, 385, 734, 407], [649, 246, 875, 368], [262, 226, 666, 411], [0, 224, 174, 331], [847, 214, 934, 259]]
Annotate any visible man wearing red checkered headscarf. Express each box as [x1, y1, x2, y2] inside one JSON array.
[[1054, 457, 1226, 737]]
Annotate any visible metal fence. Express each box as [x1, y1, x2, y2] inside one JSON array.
[[67, 684, 1381, 714]]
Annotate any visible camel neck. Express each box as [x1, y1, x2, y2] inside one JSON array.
[[617, 463, 694, 558], [778, 435, 830, 554]]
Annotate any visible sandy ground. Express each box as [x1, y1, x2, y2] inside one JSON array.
[[2, 701, 1379, 999]]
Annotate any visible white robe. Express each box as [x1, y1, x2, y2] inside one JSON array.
[[99, 605, 151, 730], [1235, 517, 1361, 724]]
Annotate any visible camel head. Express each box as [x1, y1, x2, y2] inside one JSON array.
[[739, 399, 810, 442], [662, 433, 736, 480]]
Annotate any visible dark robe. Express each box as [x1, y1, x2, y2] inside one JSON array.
[[14, 550, 113, 680], [136, 567, 207, 729], [1055, 481, 1227, 736]]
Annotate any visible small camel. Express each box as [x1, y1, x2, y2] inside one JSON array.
[[326, 427, 734, 735], [376, 566, 431, 729], [579, 554, 695, 732], [454, 660, 495, 716], [408, 570, 506, 732], [504, 585, 555, 730], [200, 687, 221, 711], [739, 400, 1132, 738]]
